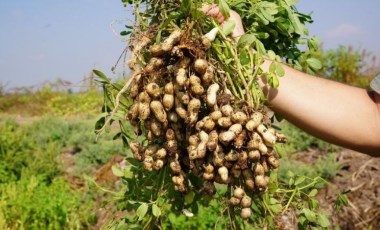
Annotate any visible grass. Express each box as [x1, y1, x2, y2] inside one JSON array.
[[275, 121, 342, 186], [278, 121, 340, 154], [278, 153, 342, 183], [0, 109, 125, 229]]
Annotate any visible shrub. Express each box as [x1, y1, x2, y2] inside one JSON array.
[[0, 175, 95, 230]]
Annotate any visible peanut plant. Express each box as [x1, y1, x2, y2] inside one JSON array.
[[95, 0, 329, 229]]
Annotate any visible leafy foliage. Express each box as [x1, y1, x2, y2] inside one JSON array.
[[0, 116, 125, 229], [0, 176, 95, 230], [229, 0, 313, 62], [0, 119, 60, 183], [95, 0, 331, 229], [320, 46, 380, 88]]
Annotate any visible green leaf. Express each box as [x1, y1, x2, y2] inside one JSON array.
[[267, 50, 276, 60], [293, 60, 303, 71], [126, 157, 142, 166], [152, 204, 161, 217], [251, 200, 261, 214], [113, 132, 122, 140], [95, 113, 108, 131], [284, 0, 298, 6], [286, 7, 305, 35], [302, 208, 317, 222], [93, 69, 110, 83], [275, 63, 285, 77], [288, 177, 294, 186], [335, 192, 349, 211], [124, 166, 134, 179], [219, 0, 230, 18], [136, 203, 149, 221], [221, 19, 235, 36], [127, 200, 139, 204], [261, 8, 276, 23], [298, 215, 307, 226], [309, 198, 319, 210], [295, 176, 305, 185], [184, 191, 195, 204], [115, 221, 129, 230], [237, 34, 256, 48], [255, 40, 266, 54], [339, 193, 349, 206], [287, 171, 295, 178], [268, 171, 278, 193], [255, 12, 269, 25], [269, 197, 279, 205], [317, 213, 330, 228], [309, 189, 318, 197], [269, 62, 285, 78], [239, 50, 250, 66], [111, 165, 124, 177], [255, 32, 270, 39], [120, 30, 131, 36], [269, 204, 282, 214], [306, 58, 322, 70], [180, 0, 191, 15], [269, 73, 279, 88], [308, 37, 320, 51]]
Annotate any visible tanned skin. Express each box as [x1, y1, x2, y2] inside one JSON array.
[[202, 5, 380, 156]]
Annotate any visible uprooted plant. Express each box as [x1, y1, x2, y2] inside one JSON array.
[[94, 0, 329, 229]]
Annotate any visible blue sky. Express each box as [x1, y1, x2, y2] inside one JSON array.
[[1, 0, 379, 88], [297, 1, 380, 53]]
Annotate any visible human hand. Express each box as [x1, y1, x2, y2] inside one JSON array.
[[200, 4, 245, 40]]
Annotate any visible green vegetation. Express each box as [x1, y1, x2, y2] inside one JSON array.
[[1, 24, 373, 228], [1, 38, 369, 229], [0, 86, 346, 229], [278, 121, 339, 154], [0, 86, 102, 117], [320, 46, 379, 88], [0, 112, 125, 229], [0, 176, 94, 230]]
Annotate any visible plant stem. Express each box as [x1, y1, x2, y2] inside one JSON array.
[[282, 188, 297, 214], [96, 70, 141, 134], [224, 41, 253, 106], [262, 198, 275, 218], [211, 20, 254, 106], [228, 205, 239, 230]]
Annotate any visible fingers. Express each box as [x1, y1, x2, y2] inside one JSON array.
[[200, 4, 245, 39], [230, 11, 245, 38], [200, 4, 217, 14], [200, 4, 226, 24]]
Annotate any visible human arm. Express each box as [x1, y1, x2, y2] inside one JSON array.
[[202, 5, 380, 156], [260, 61, 380, 156]]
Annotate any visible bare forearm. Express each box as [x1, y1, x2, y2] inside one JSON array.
[[261, 60, 380, 156]]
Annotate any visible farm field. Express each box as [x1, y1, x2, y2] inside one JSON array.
[[0, 89, 378, 229], [1, 0, 380, 229]]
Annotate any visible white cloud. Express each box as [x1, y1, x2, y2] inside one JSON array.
[[326, 24, 362, 38]]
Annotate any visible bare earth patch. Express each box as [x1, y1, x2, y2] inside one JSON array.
[[296, 149, 380, 229]]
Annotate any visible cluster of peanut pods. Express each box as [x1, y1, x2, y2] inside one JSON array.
[[126, 30, 286, 219]]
